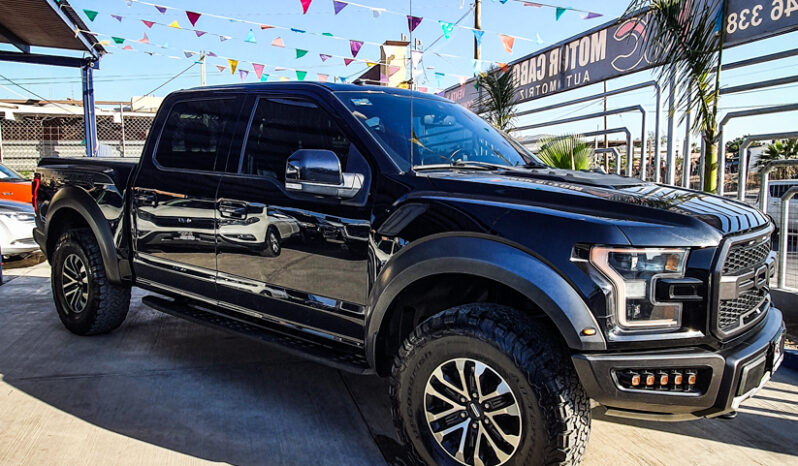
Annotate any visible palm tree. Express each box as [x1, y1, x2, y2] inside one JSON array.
[[537, 135, 593, 170], [624, 0, 724, 192], [759, 138, 798, 166], [476, 70, 518, 132]]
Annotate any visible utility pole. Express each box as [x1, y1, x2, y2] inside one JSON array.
[[474, 0, 481, 60], [200, 52, 206, 86], [603, 81, 609, 172]]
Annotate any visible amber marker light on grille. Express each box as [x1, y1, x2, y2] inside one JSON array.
[[671, 371, 683, 386], [686, 371, 697, 385], [581, 328, 597, 336], [642, 371, 655, 386], [657, 371, 669, 386]]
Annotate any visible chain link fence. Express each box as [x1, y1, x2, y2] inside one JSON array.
[[0, 114, 153, 172]]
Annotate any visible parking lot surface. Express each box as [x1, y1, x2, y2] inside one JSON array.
[[1, 261, 797, 465]]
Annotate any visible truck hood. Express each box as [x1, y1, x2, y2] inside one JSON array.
[[419, 167, 769, 244]]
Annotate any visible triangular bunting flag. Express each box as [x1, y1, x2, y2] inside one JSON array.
[[220, 35, 231, 42], [322, 32, 333, 36], [536, 33, 543, 44], [499, 34, 514, 53], [583, 12, 602, 19], [296, 49, 308, 58], [319, 53, 331, 62], [125, 0, 133, 6], [260, 24, 274, 30], [155, 5, 167, 14], [261, 73, 269, 82], [366, 61, 377, 67], [372, 9, 381, 18], [112, 37, 125, 44], [473, 29, 484, 46], [228, 59, 238, 74], [497, 62, 509, 73], [300, 0, 312, 14], [239, 69, 249, 82], [207, 51, 217, 57], [271, 37, 284, 47], [216, 65, 226, 72], [123, 45, 134, 51], [280, 77, 290, 82], [138, 33, 150, 44], [275, 67, 287, 71], [83, 9, 98, 22], [186, 11, 201, 27], [407, 15, 423, 32], [168, 20, 180, 29], [184, 51, 195, 58], [343, 58, 354, 66], [555, 7, 567, 20], [388, 66, 401, 77], [195, 30, 206, 37], [291, 28, 306, 33], [245, 29, 257, 43], [99, 40, 110, 46], [252, 63, 265, 80], [318, 73, 329, 82], [111, 15, 123, 22], [296, 70, 307, 81], [418, 87, 427, 93], [333, 1, 348, 15], [380, 73, 388, 83], [411, 50, 423, 67], [350, 40, 363, 57], [524, 2, 542, 6], [141, 20, 155, 28], [339, 76, 347, 83], [440, 21, 455, 40]]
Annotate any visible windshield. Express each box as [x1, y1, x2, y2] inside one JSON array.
[[340, 92, 543, 171], [0, 164, 26, 181]]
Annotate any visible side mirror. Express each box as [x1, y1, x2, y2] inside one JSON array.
[[285, 149, 363, 199]]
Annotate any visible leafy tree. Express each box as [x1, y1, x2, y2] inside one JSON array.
[[537, 135, 593, 171], [476, 70, 518, 132], [758, 138, 798, 166], [726, 135, 750, 156], [624, 0, 724, 192]]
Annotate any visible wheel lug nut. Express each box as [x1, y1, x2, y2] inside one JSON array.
[[460, 412, 467, 418], [472, 392, 478, 398], [484, 403, 490, 409], [472, 422, 478, 429], [460, 397, 467, 403], [484, 418, 490, 424]]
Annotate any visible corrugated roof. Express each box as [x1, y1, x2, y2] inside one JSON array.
[[0, 0, 104, 57]]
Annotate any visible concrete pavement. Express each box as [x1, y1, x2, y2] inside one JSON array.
[[1, 262, 797, 465]]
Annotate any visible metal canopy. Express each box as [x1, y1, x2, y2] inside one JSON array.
[[0, 0, 104, 59]]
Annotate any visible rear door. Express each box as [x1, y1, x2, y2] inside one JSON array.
[[215, 94, 374, 345], [131, 94, 244, 302]]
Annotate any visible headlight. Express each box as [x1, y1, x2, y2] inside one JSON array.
[[590, 247, 688, 333], [0, 212, 35, 223]]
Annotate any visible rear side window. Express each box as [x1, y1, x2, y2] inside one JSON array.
[[240, 98, 355, 181], [155, 98, 237, 171]]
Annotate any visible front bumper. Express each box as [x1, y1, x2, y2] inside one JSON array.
[[572, 307, 786, 421]]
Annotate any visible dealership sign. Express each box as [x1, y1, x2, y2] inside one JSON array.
[[444, 0, 798, 109]]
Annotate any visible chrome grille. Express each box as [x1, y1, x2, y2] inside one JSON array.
[[716, 232, 773, 337]]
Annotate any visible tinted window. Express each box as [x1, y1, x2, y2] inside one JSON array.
[[241, 98, 355, 181], [155, 98, 237, 171]]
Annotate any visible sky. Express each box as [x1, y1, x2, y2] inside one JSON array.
[[1, 0, 798, 147]]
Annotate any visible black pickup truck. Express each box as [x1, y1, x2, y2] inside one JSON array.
[[34, 83, 785, 466]]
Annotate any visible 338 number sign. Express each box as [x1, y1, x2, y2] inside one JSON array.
[[726, 0, 798, 45]]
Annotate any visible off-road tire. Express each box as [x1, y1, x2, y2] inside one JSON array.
[[51, 228, 131, 335], [390, 303, 591, 466]]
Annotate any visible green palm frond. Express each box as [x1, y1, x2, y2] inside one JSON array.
[[476, 70, 518, 132], [537, 135, 593, 171]]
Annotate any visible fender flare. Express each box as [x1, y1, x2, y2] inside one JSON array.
[[365, 234, 606, 368], [45, 186, 125, 284]]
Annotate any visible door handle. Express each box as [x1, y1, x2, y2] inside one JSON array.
[[218, 200, 248, 218]]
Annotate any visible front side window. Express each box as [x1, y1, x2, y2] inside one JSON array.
[[241, 98, 363, 181], [155, 98, 237, 172]]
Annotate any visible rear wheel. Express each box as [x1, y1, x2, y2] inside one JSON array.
[[390, 304, 590, 466], [51, 229, 130, 335]]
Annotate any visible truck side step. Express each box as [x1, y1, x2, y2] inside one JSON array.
[[141, 295, 371, 374]]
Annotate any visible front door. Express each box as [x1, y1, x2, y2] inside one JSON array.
[[215, 95, 373, 345], [132, 96, 241, 301]]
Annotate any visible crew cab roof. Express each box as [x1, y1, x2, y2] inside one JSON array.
[[181, 81, 450, 102]]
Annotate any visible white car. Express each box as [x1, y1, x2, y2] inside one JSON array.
[[0, 200, 38, 257], [761, 180, 798, 233]]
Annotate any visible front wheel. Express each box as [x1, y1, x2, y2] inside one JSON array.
[[51, 229, 131, 335], [390, 304, 590, 466]]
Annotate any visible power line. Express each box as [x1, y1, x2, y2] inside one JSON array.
[[0, 73, 82, 114], [135, 61, 198, 100]]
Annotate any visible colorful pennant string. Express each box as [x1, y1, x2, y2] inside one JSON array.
[[499, 34, 515, 53], [252, 63, 265, 80], [296, 70, 307, 80], [440, 21, 455, 40], [186, 11, 201, 27], [318, 73, 329, 82], [407, 15, 423, 32], [168, 20, 180, 28], [141, 19, 155, 28], [239, 69, 249, 82], [300, 0, 313, 14], [555, 7, 567, 20], [319, 54, 331, 62], [296, 49, 308, 58], [228, 59, 238, 74], [216, 65, 226, 72], [473, 29, 484, 46], [83, 9, 99, 21], [333, 1, 348, 15], [271, 37, 285, 47], [111, 14, 123, 22], [350, 40, 363, 58]]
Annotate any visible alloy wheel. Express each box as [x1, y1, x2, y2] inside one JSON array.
[[424, 358, 522, 466], [62, 253, 89, 313]]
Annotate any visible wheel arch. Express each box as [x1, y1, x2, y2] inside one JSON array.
[[45, 186, 127, 285], [366, 234, 606, 373]]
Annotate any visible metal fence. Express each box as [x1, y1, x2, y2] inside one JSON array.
[[0, 114, 153, 172]]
